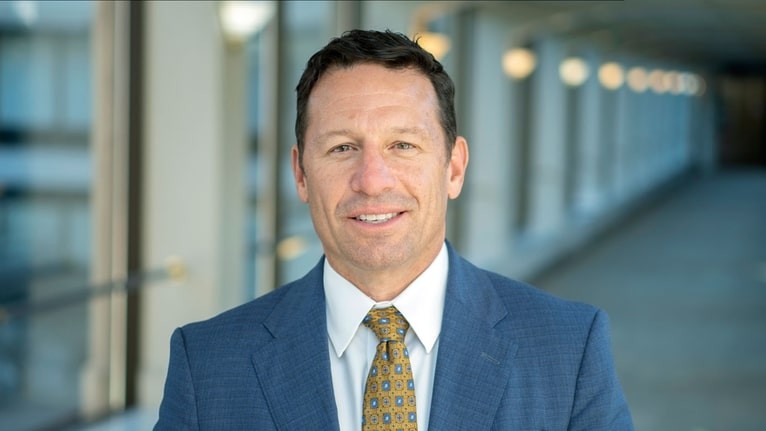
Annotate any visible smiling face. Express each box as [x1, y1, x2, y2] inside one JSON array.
[[292, 63, 468, 299]]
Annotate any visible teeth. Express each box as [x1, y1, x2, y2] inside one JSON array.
[[357, 213, 397, 223]]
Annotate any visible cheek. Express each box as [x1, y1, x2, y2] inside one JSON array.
[[400, 164, 449, 199], [306, 169, 343, 210]]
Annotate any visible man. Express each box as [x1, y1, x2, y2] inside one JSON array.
[[155, 30, 633, 430]]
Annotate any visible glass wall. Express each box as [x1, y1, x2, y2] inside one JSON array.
[[0, 1, 94, 429], [246, 0, 335, 296], [276, 0, 334, 284], [244, 6, 273, 300]]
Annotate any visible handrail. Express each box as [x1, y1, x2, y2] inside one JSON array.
[[0, 256, 187, 323]]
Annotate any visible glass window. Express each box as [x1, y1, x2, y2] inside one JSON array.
[[278, 0, 334, 285], [563, 57, 586, 214], [245, 1, 334, 296], [245, 13, 271, 300], [512, 44, 536, 234], [0, 1, 94, 428]]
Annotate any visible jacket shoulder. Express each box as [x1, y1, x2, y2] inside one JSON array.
[[459, 260, 603, 346], [487, 268, 597, 317], [178, 261, 323, 349]]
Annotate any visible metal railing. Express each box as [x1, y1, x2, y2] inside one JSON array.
[[0, 257, 187, 323]]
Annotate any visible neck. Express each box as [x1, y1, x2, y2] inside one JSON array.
[[328, 244, 443, 302], [354, 274, 412, 302]]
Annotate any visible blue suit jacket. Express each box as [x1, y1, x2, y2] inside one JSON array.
[[156, 245, 633, 430]]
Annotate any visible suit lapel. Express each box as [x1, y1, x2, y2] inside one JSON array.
[[248, 247, 518, 431], [250, 260, 340, 431], [428, 247, 518, 431]]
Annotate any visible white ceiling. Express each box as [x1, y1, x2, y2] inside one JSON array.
[[481, 0, 766, 73], [2, 0, 765, 73]]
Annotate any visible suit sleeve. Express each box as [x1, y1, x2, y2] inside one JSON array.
[[154, 327, 200, 431], [568, 310, 634, 431]]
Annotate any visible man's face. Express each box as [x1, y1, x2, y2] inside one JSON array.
[[292, 63, 468, 288]]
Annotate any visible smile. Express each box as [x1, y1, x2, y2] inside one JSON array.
[[355, 212, 399, 224]]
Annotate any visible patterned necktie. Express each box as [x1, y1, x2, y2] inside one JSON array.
[[362, 306, 417, 431]]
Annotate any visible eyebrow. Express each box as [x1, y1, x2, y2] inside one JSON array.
[[313, 129, 356, 144], [389, 126, 428, 137], [313, 126, 428, 144]]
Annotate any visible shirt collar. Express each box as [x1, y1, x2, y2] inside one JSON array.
[[324, 243, 449, 358]]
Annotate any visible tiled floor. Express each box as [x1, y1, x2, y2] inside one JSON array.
[[67, 409, 156, 431], [534, 169, 766, 431]]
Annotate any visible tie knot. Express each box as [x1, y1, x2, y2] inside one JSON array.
[[363, 306, 409, 343]]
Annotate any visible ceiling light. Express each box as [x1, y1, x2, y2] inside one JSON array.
[[219, 1, 274, 45], [559, 57, 589, 87], [598, 62, 624, 90], [664, 71, 682, 95], [627, 67, 649, 93], [13, 0, 38, 26], [695, 75, 707, 96], [417, 32, 451, 60], [678, 72, 694, 95], [648, 69, 668, 94], [502, 48, 537, 80]]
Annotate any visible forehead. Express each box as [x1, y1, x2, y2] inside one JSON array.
[[306, 64, 440, 131]]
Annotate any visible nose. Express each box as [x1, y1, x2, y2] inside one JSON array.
[[350, 149, 396, 196]]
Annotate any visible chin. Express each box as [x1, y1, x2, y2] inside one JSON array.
[[344, 244, 412, 271]]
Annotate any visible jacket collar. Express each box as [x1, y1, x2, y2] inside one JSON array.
[[250, 242, 518, 431], [427, 243, 518, 431], [250, 258, 341, 431]]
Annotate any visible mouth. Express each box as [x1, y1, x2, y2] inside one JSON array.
[[354, 212, 402, 224]]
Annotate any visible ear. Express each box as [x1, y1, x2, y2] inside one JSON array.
[[291, 144, 309, 203], [447, 136, 469, 199]]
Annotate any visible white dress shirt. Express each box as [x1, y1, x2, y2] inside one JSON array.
[[324, 243, 448, 431]]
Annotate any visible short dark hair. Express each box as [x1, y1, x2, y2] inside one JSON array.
[[295, 29, 457, 166]]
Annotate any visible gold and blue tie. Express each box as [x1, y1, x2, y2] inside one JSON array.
[[362, 306, 417, 431]]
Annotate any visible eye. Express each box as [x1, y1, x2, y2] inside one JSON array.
[[393, 142, 415, 150], [330, 144, 354, 153]]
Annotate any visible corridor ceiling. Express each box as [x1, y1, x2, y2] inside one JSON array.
[[2, 0, 765, 73], [480, 0, 766, 73]]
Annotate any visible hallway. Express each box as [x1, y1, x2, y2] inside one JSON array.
[[64, 170, 766, 431], [534, 169, 766, 431]]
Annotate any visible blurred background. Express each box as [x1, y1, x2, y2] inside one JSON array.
[[0, 0, 764, 430]]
